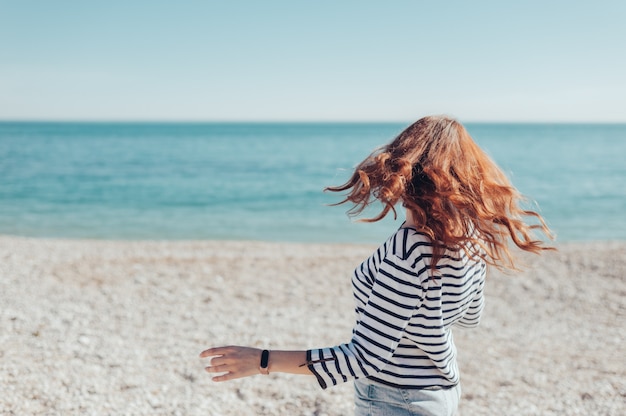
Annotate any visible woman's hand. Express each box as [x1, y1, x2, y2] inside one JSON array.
[[200, 347, 312, 380], [199, 345, 263, 382]]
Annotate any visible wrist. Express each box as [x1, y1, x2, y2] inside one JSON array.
[[259, 349, 270, 375]]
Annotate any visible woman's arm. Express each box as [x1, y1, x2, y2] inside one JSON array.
[[199, 346, 312, 382]]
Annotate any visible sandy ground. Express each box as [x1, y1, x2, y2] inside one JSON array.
[[1, 236, 624, 415]]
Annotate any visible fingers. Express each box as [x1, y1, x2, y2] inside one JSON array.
[[204, 363, 227, 374], [204, 365, 232, 382], [210, 372, 234, 382], [203, 363, 246, 382], [199, 346, 231, 358], [199, 345, 259, 361], [199, 345, 262, 382]]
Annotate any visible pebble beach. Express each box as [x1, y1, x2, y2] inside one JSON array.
[[1, 236, 625, 415]]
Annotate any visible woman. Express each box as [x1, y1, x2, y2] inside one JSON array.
[[199, 115, 553, 416]]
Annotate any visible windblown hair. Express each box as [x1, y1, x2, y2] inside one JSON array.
[[327, 115, 554, 270]]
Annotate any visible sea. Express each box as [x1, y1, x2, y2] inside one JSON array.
[[0, 122, 624, 244]]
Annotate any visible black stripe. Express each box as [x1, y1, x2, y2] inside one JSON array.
[[406, 321, 445, 330], [361, 309, 404, 332], [352, 339, 382, 373], [370, 289, 416, 310], [367, 375, 458, 389], [418, 344, 452, 356], [352, 282, 369, 302], [375, 278, 422, 299], [359, 320, 402, 344], [319, 351, 337, 386], [375, 243, 384, 265], [307, 349, 327, 389], [424, 293, 442, 301], [420, 304, 442, 312], [411, 313, 443, 321], [403, 330, 446, 339], [410, 260, 430, 276], [405, 241, 434, 259], [379, 258, 420, 281], [391, 352, 431, 360], [377, 370, 452, 380], [329, 348, 347, 383], [354, 330, 394, 354], [337, 344, 357, 377], [442, 295, 474, 310]]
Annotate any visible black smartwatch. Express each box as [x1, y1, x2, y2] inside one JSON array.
[[259, 349, 270, 375]]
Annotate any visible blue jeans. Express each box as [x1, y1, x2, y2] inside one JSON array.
[[354, 378, 461, 416]]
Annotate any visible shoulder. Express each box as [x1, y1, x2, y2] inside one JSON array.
[[374, 228, 434, 286], [386, 226, 434, 261], [379, 228, 434, 280]]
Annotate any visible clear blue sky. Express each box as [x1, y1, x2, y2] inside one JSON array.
[[1, 1, 625, 122]]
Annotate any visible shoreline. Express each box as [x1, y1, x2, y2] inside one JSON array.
[[3, 232, 626, 246], [1, 237, 624, 415]]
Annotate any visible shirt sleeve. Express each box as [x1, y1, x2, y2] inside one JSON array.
[[306, 246, 429, 389], [454, 274, 485, 328]]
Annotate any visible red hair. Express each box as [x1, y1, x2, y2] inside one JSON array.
[[327, 115, 554, 270]]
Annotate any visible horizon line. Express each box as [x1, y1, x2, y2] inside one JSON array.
[[1, 118, 626, 125]]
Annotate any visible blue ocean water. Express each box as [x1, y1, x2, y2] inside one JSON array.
[[0, 122, 624, 243]]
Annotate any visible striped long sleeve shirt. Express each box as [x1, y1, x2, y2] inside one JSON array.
[[307, 225, 486, 389]]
